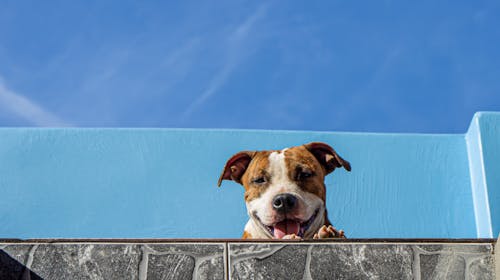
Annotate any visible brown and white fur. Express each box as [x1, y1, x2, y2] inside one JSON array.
[[218, 142, 351, 239]]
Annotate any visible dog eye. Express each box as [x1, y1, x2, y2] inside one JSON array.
[[297, 171, 313, 180], [252, 177, 267, 184]]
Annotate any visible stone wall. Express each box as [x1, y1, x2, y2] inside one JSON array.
[[0, 240, 496, 279]]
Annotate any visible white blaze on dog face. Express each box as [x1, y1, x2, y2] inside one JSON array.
[[243, 146, 327, 238]]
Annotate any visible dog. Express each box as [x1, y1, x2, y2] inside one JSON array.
[[218, 142, 350, 239]]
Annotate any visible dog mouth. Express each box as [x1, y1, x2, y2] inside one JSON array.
[[255, 209, 320, 239]]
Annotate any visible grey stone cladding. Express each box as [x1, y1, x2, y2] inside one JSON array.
[[0, 243, 224, 280], [229, 243, 495, 280], [0, 241, 496, 279]]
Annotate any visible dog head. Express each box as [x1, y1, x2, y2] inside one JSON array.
[[218, 142, 350, 238]]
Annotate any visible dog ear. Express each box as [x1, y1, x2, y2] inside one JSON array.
[[218, 151, 256, 186], [304, 142, 351, 174]]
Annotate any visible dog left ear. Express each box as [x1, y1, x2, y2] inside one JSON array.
[[218, 151, 256, 187], [304, 142, 351, 174]]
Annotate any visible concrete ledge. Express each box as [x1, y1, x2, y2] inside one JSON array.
[[1, 240, 496, 279]]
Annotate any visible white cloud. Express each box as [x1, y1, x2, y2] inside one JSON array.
[[182, 4, 268, 119], [0, 79, 71, 126]]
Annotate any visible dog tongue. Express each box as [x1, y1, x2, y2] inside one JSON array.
[[273, 220, 300, 239]]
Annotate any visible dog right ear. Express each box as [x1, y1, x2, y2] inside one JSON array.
[[218, 151, 256, 187]]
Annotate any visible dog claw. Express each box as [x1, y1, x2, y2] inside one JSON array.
[[282, 234, 302, 240], [313, 225, 346, 239]]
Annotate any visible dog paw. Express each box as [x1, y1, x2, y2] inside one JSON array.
[[282, 234, 302, 240], [313, 225, 346, 239]]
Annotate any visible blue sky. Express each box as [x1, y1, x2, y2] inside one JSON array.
[[0, 1, 499, 132]]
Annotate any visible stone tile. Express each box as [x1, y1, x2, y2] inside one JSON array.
[[229, 244, 308, 280], [229, 243, 415, 280], [148, 254, 194, 279], [1, 245, 42, 280], [229, 243, 495, 280], [29, 244, 141, 280], [310, 244, 414, 280], [1, 244, 32, 264], [142, 244, 225, 280], [415, 244, 494, 280], [198, 256, 225, 280], [0, 243, 225, 280], [468, 257, 494, 279]]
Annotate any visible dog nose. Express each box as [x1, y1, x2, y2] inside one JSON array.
[[272, 194, 297, 212]]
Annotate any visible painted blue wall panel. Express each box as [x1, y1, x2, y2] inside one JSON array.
[[0, 114, 497, 239], [466, 115, 492, 238], [476, 112, 500, 237]]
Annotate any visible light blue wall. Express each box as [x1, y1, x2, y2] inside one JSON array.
[[467, 112, 500, 238], [479, 113, 500, 238], [0, 113, 499, 239]]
